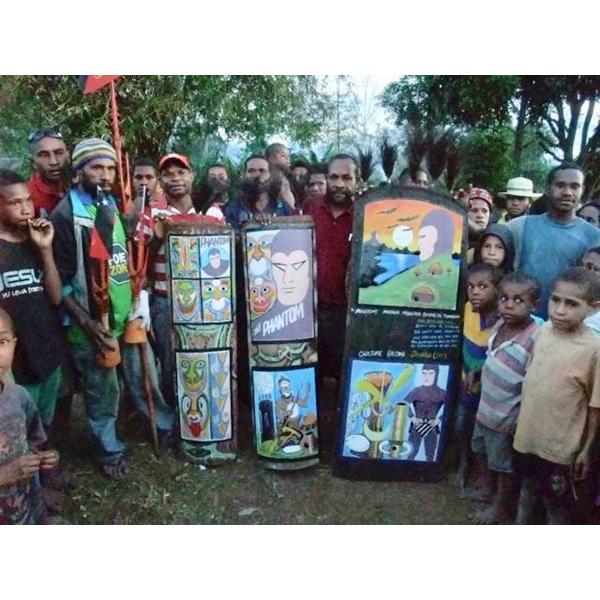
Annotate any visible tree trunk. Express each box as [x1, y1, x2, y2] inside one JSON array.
[[513, 98, 528, 170]]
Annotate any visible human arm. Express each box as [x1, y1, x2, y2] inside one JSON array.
[[62, 295, 117, 354], [279, 176, 296, 209], [572, 407, 600, 481], [0, 454, 42, 486], [28, 218, 62, 306]]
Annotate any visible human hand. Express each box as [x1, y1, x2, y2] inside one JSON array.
[[153, 216, 167, 239], [0, 453, 41, 485], [254, 213, 272, 226], [28, 218, 54, 249], [572, 450, 592, 481], [82, 318, 118, 355], [128, 290, 151, 331], [38, 450, 60, 470]]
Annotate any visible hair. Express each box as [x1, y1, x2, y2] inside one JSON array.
[[547, 162, 585, 186], [208, 162, 228, 172], [584, 246, 600, 258], [265, 143, 288, 159], [421, 363, 439, 376], [291, 159, 310, 171], [244, 154, 268, 171], [552, 267, 600, 304], [328, 153, 358, 173], [577, 202, 600, 216], [308, 163, 328, 177], [0, 308, 16, 335], [499, 271, 541, 302], [467, 262, 504, 287], [208, 248, 221, 257], [0, 169, 27, 199], [132, 157, 157, 172]]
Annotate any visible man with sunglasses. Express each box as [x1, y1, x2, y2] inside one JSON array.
[[27, 128, 69, 217]]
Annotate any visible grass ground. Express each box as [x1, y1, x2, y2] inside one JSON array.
[[55, 393, 481, 525]]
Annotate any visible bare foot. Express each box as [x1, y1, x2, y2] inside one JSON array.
[[100, 456, 130, 481], [473, 504, 512, 524]]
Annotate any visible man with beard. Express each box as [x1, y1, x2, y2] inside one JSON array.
[[289, 160, 310, 212], [27, 128, 69, 217], [506, 162, 600, 319], [200, 163, 230, 221], [304, 154, 356, 386], [136, 153, 199, 410], [52, 140, 174, 479], [224, 154, 295, 233]]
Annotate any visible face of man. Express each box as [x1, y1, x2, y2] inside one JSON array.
[[269, 147, 291, 170], [160, 162, 194, 200], [209, 251, 221, 269], [306, 174, 326, 200], [279, 379, 292, 398], [244, 158, 271, 183], [132, 165, 158, 197], [31, 137, 69, 184], [422, 369, 436, 387], [468, 199, 491, 232], [413, 170, 429, 188], [327, 158, 357, 205], [0, 183, 35, 230], [548, 168, 584, 215], [292, 166, 309, 185], [505, 195, 530, 218], [208, 166, 228, 184], [271, 249, 310, 306], [79, 158, 116, 195]]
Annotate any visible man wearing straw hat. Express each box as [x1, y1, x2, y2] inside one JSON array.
[[497, 177, 542, 223]]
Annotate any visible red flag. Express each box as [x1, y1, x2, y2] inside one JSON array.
[[79, 76, 121, 95], [89, 227, 112, 261]]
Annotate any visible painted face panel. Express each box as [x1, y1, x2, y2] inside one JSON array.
[[249, 277, 277, 318], [171, 236, 200, 278]]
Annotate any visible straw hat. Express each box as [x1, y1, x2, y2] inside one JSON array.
[[498, 177, 542, 199]]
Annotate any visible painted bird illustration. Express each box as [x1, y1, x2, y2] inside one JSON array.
[[202, 279, 231, 321], [378, 207, 399, 215], [247, 232, 275, 278]]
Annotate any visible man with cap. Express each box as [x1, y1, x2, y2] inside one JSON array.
[[506, 162, 600, 319], [51, 138, 173, 479], [27, 127, 70, 217], [497, 177, 542, 223], [135, 153, 199, 409]]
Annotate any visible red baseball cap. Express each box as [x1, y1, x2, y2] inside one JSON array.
[[468, 187, 494, 211], [158, 153, 191, 171]]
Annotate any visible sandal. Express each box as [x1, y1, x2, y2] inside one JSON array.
[[100, 456, 130, 481]]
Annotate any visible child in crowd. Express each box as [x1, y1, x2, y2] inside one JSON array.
[[0, 170, 66, 433], [577, 203, 600, 229], [471, 272, 541, 523], [0, 309, 60, 524], [474, 224, 514, 274], [581, 247, 600, 334], [513, 268, 600, 524], [455, 263, 502, 492]]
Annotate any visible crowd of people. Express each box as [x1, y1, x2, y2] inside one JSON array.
[[1, 126, 600, 525]]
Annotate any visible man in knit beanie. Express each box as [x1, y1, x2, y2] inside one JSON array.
[[51, 138, 173, 479]]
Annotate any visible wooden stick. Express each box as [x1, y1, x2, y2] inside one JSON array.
[[139, 342, 159, 455]]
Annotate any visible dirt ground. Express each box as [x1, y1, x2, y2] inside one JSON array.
[[54, 393, 481, 525]]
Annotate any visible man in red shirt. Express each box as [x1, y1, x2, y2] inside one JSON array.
[[304, 153, 357, 384], [27, 128, 69, 217]]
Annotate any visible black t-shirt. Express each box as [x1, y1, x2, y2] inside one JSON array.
[[0, 239, 66, 384]]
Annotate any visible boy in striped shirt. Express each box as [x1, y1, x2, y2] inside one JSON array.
[[471, 272, 541, 523]]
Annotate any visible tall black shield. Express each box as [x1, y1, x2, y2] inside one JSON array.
[[333, 186, 467, 480]]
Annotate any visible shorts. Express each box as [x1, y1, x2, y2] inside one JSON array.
[[471, 420, 514, 473]]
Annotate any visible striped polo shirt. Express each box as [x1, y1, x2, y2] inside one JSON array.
[[135, 204, 198, 296], [476, 319, 539, 434]]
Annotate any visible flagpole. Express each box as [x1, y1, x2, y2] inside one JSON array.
[[110, 80, 132, 214]]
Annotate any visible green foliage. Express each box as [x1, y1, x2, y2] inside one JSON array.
[[0, 75, 333, 171], [457, 127, 513, 193]]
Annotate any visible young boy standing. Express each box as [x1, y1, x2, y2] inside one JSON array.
[[471, 272, 541, 523], [0, 309, 60, 524], [455, 263, 502, 491], [0, 170, 66, 431], [513, 268, 600, 524]]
